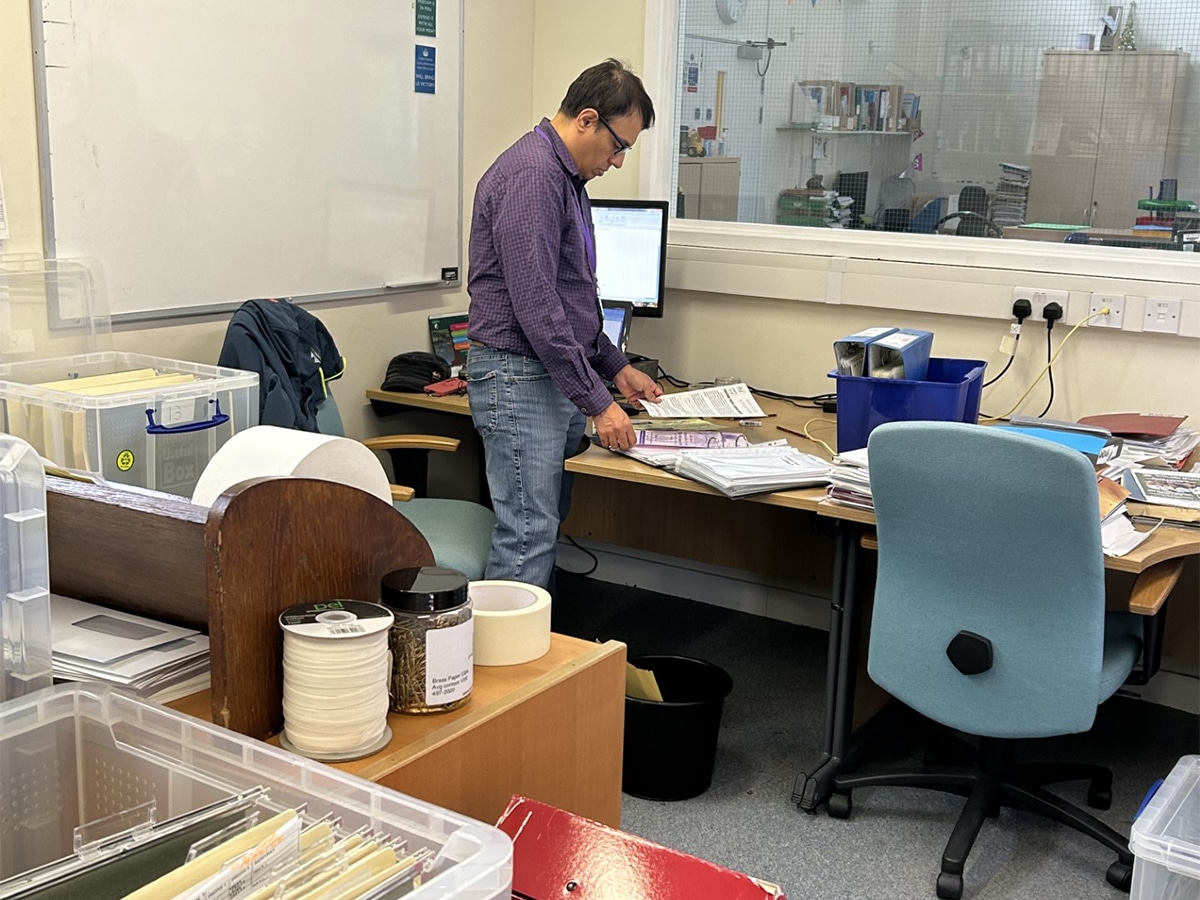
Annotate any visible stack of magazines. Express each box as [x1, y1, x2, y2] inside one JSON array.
[[51, 594, 211, 703]]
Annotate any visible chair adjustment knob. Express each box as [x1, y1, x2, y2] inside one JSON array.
[[946, 630, 993, 675]]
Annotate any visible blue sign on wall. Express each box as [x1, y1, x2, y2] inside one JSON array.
[[415, 45, 436, 94]]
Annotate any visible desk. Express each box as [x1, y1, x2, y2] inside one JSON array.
[[171, 633, 627, 828], [790, 497, 1200, 812], [367, 388, 1200, 808], [366, 388, 837, 583]]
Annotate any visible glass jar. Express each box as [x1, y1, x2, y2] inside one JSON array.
[[380, 566, 473, 714]]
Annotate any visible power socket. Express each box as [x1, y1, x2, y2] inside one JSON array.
[[1087, 292, 1126, 328], [1012, 287, 1069, 321]]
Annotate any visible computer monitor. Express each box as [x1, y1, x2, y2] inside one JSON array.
[[591, 198, 669, 318]]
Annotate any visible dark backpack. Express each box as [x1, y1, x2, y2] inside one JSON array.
[[381, 351, 451, 393]]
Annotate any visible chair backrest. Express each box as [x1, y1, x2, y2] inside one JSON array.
[[955, 185, 990, 237], [865, 421, 1106, 739]]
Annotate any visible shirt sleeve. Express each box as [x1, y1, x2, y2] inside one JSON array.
[[490, 168, 616, 416]]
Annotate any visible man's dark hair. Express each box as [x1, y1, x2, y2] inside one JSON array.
[[560, 58, 655, 130]]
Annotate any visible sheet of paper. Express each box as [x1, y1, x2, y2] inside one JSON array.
[[640, 383, 765, 419], [51, 593, 199, 663], [1101, 515, 1154, 557]]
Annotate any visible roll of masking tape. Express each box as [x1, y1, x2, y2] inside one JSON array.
[[469, 580, 552, 666], [191, 425, 392, 508]]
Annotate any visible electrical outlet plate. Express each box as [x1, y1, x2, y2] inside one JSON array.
[[1011, 287, 1069, 321], [1088, 292, 1125, 328], [1144, 298, 1182, 334]]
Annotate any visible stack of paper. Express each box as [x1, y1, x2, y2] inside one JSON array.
[[672, 443, 831, 498], [51, 594, 210, 703], [1079, 412, 1198, 470], [991, 162, 1031, 227], [825, 447, 874, 510], [621, 429, 749, 470]]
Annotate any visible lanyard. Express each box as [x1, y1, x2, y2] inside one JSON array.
[[534, 126, 598, 277]]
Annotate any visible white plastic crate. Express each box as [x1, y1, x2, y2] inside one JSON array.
[[1130, 755, 1200, 900], [0, 683, 512, 899], [0, 435, 53, 703], [0, 351, 258, 497]]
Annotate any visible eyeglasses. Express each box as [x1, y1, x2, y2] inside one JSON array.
[[596, 113, 633, 157]]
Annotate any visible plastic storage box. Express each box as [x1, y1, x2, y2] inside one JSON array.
[[0, 683, 512, 898], [0, 351, 257, 497], [0, 435, 53, 704], [828, 357, 986, 452], [1129, 755, 1200, 900]]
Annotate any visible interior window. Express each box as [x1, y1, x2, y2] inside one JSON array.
[[666, 0, 1200, 255]]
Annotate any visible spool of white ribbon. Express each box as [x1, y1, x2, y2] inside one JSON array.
[[468, 581, 552, 666], [278, 602, 393, 760]]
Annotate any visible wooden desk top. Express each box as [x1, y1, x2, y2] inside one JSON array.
[[367, 388, 469, 415], [170, 633, 624, 778], [369, 388, 836, 512]]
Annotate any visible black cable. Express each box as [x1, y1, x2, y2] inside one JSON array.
[[1038, 327, 1055, 417], [555, 534, 598, 577], [982, 355, 1014, 387]]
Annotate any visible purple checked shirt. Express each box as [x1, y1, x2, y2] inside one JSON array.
[[467, 118, 628, 417]]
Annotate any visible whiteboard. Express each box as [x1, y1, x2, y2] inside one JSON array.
[[33, 0, 462, 319]]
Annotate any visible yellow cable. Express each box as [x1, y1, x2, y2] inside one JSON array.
[[802, 418, 837, 458], [980, 309, 1111, 423]]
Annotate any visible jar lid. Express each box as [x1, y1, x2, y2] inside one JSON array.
[[380, 566, 469, 612]]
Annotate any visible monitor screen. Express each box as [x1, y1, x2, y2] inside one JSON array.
[[591, 198, 668, 318], [600, 300, 633, 354]]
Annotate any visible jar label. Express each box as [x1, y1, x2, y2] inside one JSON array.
[[425, 618, 474, 705]]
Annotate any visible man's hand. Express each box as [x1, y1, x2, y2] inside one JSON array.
[[612, 364, 663, 408], [593, 402, 635, 451]]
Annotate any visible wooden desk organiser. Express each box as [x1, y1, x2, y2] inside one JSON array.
[[46, 476, 433, 740]]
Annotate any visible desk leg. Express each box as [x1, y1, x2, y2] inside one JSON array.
[[792, 522, 856, 811]]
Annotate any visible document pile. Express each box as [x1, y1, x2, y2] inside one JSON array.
[[673, 441, 831, 498], [824, 447, 874, 511], [1078, 412, 1199, 470], [622, 427, 750, 469], [51, 594, 210, 703]]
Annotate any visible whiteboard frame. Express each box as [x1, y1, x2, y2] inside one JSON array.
[[30, 0, 464, 324]]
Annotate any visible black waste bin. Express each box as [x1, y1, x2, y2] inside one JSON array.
[[622, 654, 734, 801]]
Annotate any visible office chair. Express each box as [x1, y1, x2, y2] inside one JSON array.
[[829, 422, 1141, 900], [935, 185, 1002, 238], [218, 300, 494, 580], [314, 393, 494, 580]]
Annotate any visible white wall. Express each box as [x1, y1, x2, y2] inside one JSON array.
[[0, 1, 649, 445]]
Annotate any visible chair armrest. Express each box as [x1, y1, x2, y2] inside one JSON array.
[[362, 434, 461, 454], [1127, 558, 1184, 616], [390, 484, 416, 503]]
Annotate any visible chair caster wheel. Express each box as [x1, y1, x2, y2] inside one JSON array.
[[827, 791, 852, 819], [1088, 784, 1113, 810], [1106, 860, 1132, 892], [936, 872, 963, 900]]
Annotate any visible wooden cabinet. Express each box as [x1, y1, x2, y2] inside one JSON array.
[[1027, 51, 1188, 229], [678, 156, 741, 221]]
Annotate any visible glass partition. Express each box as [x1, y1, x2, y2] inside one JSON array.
[[668, 0, 1200, 255]]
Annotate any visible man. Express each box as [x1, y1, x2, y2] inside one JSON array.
[[465, 58, 663, 589]]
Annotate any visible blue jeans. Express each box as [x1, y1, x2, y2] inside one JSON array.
[[466, 347, 587, 589]]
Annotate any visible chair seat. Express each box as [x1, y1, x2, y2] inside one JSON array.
[[394, 497, 494, 581]]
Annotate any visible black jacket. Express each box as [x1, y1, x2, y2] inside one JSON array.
[[218, 299, 344, 432]]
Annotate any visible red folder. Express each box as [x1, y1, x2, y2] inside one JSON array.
[[1077, 412, 1187, 438], [497, 796, 786, 900]]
